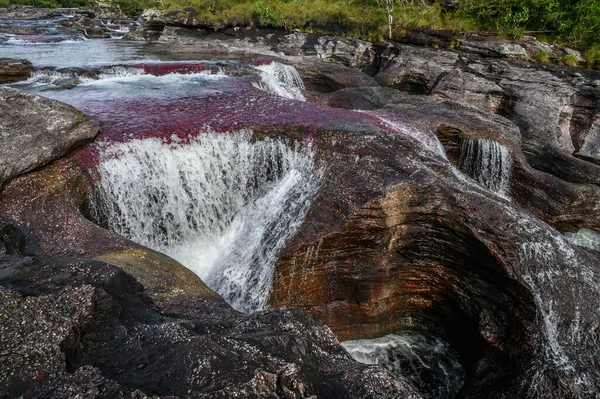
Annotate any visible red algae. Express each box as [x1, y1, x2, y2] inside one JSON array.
[[135, 62, 209, 76], [34, 67, 437, 169]]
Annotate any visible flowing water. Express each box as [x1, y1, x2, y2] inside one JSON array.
[[565, 228, 600, 252], [459, 138, 512, 198], [342, 334, 464, 399], [89, 131, 321, 313]]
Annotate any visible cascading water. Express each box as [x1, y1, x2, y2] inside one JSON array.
[[342, 333, 464, 399], [252, 61, 306, 101], [459, 138, 512, 198], [89, 130, 321, 313], [565, 228, 600, 252]]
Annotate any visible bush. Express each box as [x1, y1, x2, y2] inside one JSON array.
[[585, 44, 600, 68], [251, 2, 278, 27]]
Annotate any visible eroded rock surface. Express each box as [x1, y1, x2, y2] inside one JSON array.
[[0, 86, 99, 188], [0, 238, 420, 398], [0, 58, 32, 83]]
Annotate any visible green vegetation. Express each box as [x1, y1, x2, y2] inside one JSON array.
[[534, 50, 552, 63], [560, 54, 580, 67]]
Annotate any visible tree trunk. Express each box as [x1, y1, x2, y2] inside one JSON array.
[[388, 12, 393, 40]]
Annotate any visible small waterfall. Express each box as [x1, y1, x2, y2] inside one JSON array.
[[459, 138, 512, 198], [26, 69, 79, 86], [342, 333, 464, 399], [89, 130, 321, 313], [93, 66, 145, 80], [252, 61, 306, 101]]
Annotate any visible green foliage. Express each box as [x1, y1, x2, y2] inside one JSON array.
[[585, 44, 600, 68], [251, 2, 278, 26], [0, 0, 10, 6]]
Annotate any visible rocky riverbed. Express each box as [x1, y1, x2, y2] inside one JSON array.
[[1, 8, 600, 399]]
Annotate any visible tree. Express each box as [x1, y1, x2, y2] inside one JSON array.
[[377, 0, 395, 40]]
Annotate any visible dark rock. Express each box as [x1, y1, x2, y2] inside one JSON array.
[[83, 27, 110, 38], [0, 250, 421, 398], [0, 25, 45, 35], [59, 14, 103, 30], [0, 222, 24, 255], [122, 25, 163, 41], [0, 6, 77, 21], [0, 58, 33, 83], [294, 60, 379, 93], [0, 87, 99, 189], [393, 29, 457, 49]]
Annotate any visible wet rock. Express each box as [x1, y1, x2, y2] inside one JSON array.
[[83, 27, 110, 38], [268, 125, 600, 398], [0, 58, 33, 83], [0, 248, 421, 398], [122, 25, 162, 41], [373, 43, 600, 233], [294, 60, 379, 93], [59, 14, 101, 29], [0, 87, 99, 188], [0, 25, 45, 35]]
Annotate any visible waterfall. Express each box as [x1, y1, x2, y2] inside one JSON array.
[[459, 139, 512, 198], [252, 61, 306, 101], [89, 130, 321, 313], [342, 333, 464, 399]]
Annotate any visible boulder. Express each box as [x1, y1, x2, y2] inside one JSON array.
[[0, 58, 33, 83], [0, 250, 420, 398], [0, 87, 99, 189]]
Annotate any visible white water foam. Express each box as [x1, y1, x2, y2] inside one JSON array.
[[5, 34, 87, 45], [459, 138, 512, 198], [342, 333, 464, 399], [89, 130, 321, 313], [565, 229, 600, 252], [253, 61, 306, 101]]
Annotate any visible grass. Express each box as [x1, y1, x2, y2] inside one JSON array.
[[560, 54, 580, 67], [534, 50, 551, 63], [156, 0, 482, 41]]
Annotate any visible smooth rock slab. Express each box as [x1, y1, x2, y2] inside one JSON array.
[[0, 87, 99, 188]]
